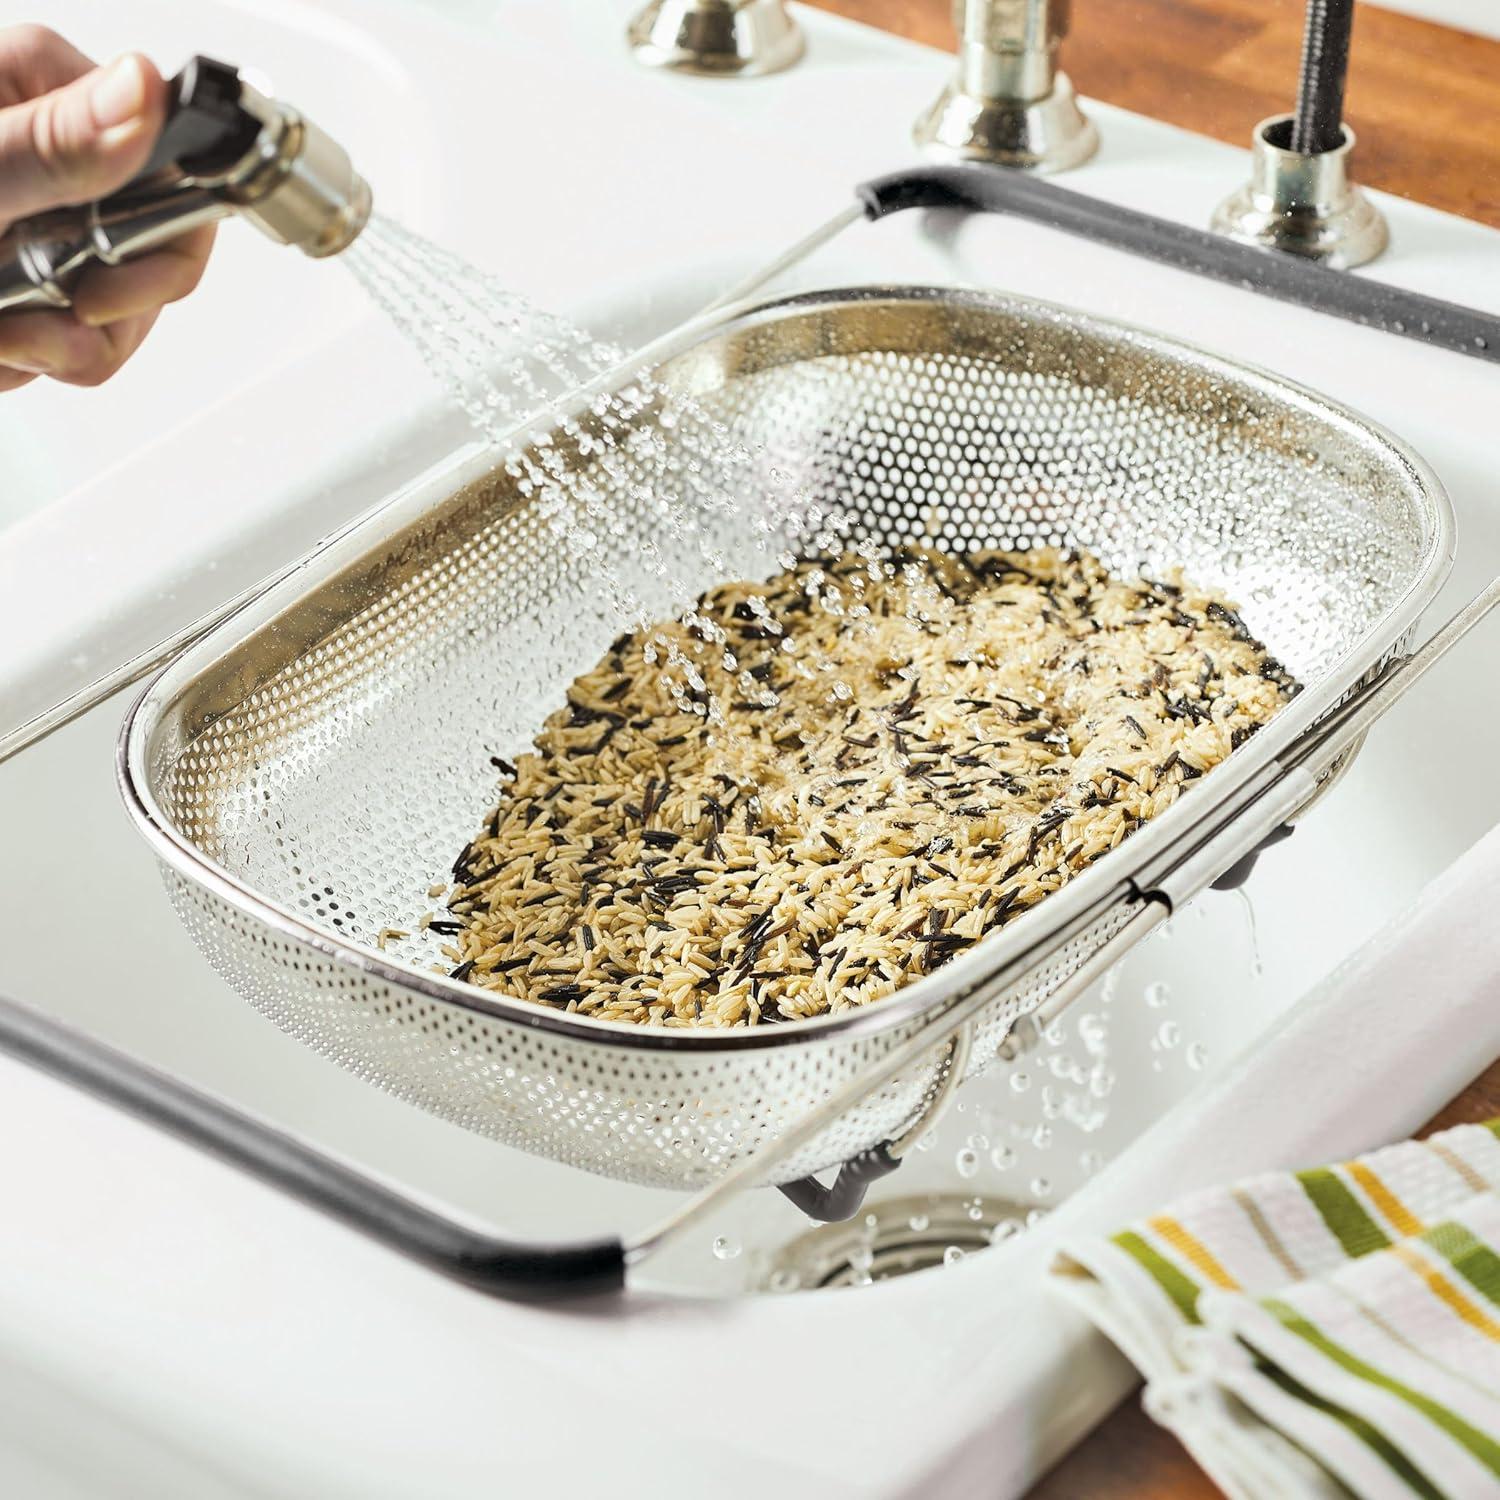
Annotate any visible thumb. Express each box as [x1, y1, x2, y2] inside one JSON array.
[[0, 53, 166, 225]]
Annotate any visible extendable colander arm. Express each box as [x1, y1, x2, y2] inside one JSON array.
[[0, 994, 625, 1302], [846, 165, 1500, 366]]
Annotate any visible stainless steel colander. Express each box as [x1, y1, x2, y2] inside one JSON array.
[[120, 286, 1455, 1290]]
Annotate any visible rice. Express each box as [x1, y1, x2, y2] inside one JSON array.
[[441, 547, 1296, 1026]]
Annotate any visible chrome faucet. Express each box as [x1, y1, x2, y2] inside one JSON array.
[[0, 55, 372, 315], [914, 0, 1097, 173], [628, 0, 803, 77]]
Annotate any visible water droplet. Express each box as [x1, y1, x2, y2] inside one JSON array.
[[943, 1245, 967, 1267], [991, 1218, 1022, 1244], [848, 1245, 874, 1274], [1078, 1012, 1108, 1054], [1009, 1071, 1032, 1094], [769, 1268, 800, 1292], [1235, 888, 1264, 977], [909, 1212, 931, 1233], [1145, 981, 1170, 1008], [712, 1235, 741, 1261], [1032, 1123, 1053, 1149], [956, 1146, 981, 1178], [990, 1144, 1016, 1171], [1187, 1041, 1209, 1071], [1030, 1176, 1053, 1198], [1158, 1020, 1181, 1049], [1079, 1149, 1105, 1176]]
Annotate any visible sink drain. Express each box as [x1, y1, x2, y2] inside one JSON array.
[[760, 1193, 1027, 1290]]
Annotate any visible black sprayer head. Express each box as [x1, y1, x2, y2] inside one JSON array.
[[135, 56, 263, 182]]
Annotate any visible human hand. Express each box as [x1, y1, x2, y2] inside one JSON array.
[[0, 25, 214, 390]]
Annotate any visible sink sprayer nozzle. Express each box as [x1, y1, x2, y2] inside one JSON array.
[[0, 55, 373, 314]]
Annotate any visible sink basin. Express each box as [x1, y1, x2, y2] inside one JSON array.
[[2, 0, 1500, 1496]]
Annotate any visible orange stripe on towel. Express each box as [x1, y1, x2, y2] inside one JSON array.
[[1392, 1243, 1500, 1344], [1147, 1215, 1240, 1291], [1348, 1162, 1423, 1238]]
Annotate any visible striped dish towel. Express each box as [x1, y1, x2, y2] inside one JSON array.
[[1053, 1121, 1500, 1499]]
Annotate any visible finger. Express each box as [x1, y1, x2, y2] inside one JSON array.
[[0, 307, 95, 374], [0, 364, 37, 393], [71, 223, 216, 326], [81, 307, 160, 385], [0, 24, 95, 107], [0, 52, 166, 222], [0, 304, 157, 385], [54, 307, 159, 387]]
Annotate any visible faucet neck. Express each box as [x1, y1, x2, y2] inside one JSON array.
[[955, 0, 1068, 105]]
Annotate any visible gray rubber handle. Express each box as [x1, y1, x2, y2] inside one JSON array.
[[857, 165, 1500, 366], [0, 994, 625, 1302]]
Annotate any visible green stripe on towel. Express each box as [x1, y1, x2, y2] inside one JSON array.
[[1296, 1167, 1392, 1259], [1112, 1230, 1202, 1322], [1263, 1297, 1500, 1482], [1424, 1221, 1500, 1311], [1261, 1362, 1445, 1500]]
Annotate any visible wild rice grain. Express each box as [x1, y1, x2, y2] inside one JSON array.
[[445, 548, 1293, 1026]]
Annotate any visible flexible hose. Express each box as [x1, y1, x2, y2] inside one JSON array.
[[1291, 0, 1355, 155]]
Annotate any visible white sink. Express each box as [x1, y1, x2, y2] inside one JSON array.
[[2, 1, 1500, 1497]]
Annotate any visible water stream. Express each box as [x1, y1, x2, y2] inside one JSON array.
[[346, 215, 876, 736]]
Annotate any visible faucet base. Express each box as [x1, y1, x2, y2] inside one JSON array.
[[628, 0, 804, 78], [1211, 114, 1387, 269], [914, 71, 1098, 174]]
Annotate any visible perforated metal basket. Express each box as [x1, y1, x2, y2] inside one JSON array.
[[121, 287, 1452, 1193]]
